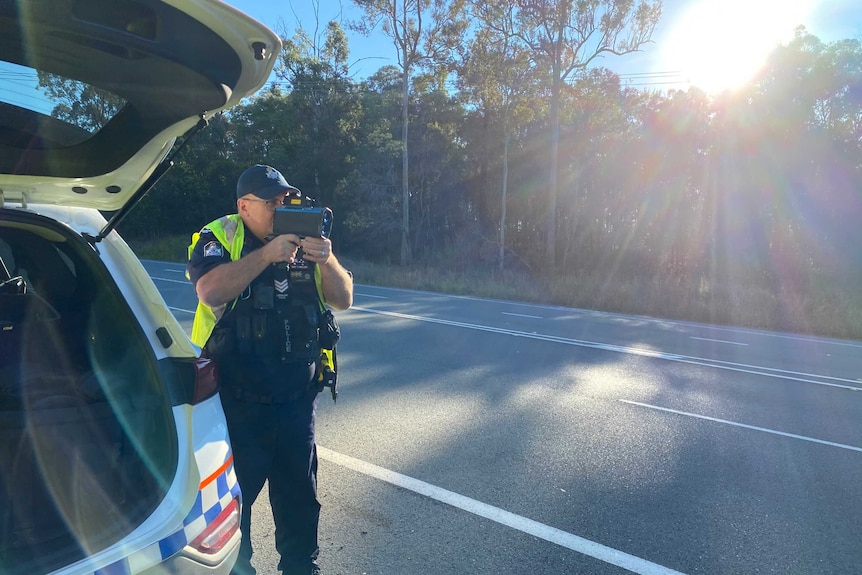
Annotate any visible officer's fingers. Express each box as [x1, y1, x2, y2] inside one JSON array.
[[282, 238, 299, 260], [301, 237, 329, 252], [264, 237, 294, 263]]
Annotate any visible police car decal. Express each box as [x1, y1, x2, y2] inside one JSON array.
[[92, 456, 240, 575]]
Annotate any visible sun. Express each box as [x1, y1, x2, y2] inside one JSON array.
[[661, 0, 816, 94]]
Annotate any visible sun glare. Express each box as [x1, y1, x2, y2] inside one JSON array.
[[662, 0, 816, 94]]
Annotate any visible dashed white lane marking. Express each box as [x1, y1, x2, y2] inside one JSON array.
[[150, 276, 189, 284], [317, 446, 688, 575], [352, 306, 862, 392], [619, 400, 862, 453], [689, 337, 747, 346], [151, 272, 860, 392], [147, 263, 862, 349], [502, 311, 543, 319]]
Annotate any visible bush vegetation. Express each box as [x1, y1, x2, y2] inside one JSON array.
[[118, 25, 862, 344], [130, 235, 862, 341]]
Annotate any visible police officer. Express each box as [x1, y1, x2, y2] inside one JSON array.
[[187, 164, 353, 575]]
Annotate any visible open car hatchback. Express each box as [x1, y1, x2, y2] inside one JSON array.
[[0, 1, 280, 573]]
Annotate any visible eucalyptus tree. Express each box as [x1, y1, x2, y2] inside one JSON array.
[[617, 86, 711, 279], [405, 78, 470, 261], [228, 85, 298, 173], [351, 0, 467, 265], [278, 21, 361, 211], [461, 0, 539, 269], [512, 0, 662, 268], [734, 29, 862, 282], [341, 66, 405, 261]]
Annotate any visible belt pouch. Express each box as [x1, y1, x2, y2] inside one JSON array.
[[318, 308, 340, 349], [204, 326, 234, 357]]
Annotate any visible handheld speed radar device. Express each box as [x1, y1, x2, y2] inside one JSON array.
[[272, 195, 333, 238]]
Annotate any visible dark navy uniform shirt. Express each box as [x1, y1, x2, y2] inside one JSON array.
[[187, 227, 316, 402]]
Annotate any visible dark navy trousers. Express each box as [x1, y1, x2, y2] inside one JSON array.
[[221, 389, 320, 575]]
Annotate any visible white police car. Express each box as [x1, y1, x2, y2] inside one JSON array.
[[0, 1, 280, 573]]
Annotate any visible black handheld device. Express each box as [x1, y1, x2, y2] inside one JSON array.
[[272, 205, 333, 238]]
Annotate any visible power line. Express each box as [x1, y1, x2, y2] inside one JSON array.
[[256, 67, 694, 97], [617, 70, 686, 78]]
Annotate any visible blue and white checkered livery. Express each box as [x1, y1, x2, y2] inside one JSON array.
[[92, 457, 240, 575]]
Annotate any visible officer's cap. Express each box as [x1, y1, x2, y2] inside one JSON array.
[[236, 164, 300, 200]]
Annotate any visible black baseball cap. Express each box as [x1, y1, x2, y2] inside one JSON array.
[[236, 164, 300, 200]]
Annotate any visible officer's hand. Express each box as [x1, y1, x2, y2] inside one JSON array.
[[264, 234, 301, 264], [301, 236, 332, 264]]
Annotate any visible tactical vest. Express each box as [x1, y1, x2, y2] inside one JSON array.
[[188, 214, 325, 362]]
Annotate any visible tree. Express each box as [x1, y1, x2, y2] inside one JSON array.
[[351, 0, 467, 265], [461, 0, 538, 269], [346, 67, 406, 261], [278, 21, 361, 211], [736, 29, 862, 282], [404, 82, 469, 261], [512, 0, 662, 268]]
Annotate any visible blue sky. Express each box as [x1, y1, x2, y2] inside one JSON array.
[[228, 0, 862, 93]]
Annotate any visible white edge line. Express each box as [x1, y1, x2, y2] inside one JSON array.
[[502, 312, 544, 319], [352, 306, 862, 392], [689, 337, 748, 346], [339, 283, 862, 349], [145, 262, 862, 349], [164, 301, 862, 391], [619, 400, 862, 453], [168, 306, 195, 315], [150, 276, 189, 285], [318, 446, 687, 575]]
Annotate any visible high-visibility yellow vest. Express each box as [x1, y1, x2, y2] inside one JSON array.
[[187, 214, 324, 348]]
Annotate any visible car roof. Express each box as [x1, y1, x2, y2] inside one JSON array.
[[0, 0, 280, 211]]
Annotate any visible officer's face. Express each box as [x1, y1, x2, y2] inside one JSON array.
[[238, 193, 287, 240]]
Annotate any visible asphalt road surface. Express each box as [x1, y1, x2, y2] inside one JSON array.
[[144, 259, 862, 575]]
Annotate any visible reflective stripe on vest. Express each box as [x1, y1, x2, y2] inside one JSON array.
[[189, 215, 246, 347]]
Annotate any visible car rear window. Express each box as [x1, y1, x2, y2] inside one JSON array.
[[0, 60, 126, 146]]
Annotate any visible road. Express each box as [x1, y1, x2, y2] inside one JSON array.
[[145, 259, 862, 575]]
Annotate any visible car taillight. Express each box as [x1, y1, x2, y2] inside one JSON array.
[[193, 357, 219, 403], [188, 497, 239, 554]]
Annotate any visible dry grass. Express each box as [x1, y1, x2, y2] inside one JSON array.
[[342, 257, 862, 341]]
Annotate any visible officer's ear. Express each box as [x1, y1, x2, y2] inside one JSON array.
[[237, 197, 251, 216]]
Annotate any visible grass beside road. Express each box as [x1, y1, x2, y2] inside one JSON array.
[[129, 234, 862, 342]]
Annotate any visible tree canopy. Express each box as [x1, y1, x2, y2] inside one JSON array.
[[41, 22, 862, 322]]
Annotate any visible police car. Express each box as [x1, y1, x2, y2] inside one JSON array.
[[0, 1, 280, 574]]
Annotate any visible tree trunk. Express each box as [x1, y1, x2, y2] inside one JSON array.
[[401, 66, 411, 266], [547, 69, 561, 269], [500, 124, 510, 271]]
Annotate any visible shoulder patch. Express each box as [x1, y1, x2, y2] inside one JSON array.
[[203, 241, 224, 258]]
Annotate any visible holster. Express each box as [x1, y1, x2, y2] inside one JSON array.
[[316, 348, 338, 402], [318, 308, 340, 350]]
